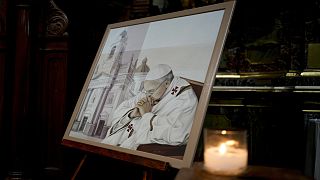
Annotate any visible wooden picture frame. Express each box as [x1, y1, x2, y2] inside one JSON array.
[[62, 1, 236, 169]]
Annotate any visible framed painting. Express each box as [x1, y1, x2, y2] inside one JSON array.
[[62, 1, 236, 169]]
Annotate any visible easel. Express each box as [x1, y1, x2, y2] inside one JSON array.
[[62, 139, 170, 180], [70, 154, 88, 180]]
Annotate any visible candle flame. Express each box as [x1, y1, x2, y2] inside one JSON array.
[[219, 143, 227, 154], [218, 140, 239, 155], [221, 130, 227, 135]]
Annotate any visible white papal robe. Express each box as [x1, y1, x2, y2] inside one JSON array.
[[101, 76, 198, 150]]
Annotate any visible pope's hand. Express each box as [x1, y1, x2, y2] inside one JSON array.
[[129, 107, 141, 118], [136, 96, 153, 115]]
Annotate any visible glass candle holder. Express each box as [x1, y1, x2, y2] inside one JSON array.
[[203, 129, 248, 176]]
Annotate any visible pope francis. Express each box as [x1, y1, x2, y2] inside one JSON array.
[[101, 64, 198, 150]]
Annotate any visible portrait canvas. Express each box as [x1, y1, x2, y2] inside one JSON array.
[[63, 1, 235, 169]]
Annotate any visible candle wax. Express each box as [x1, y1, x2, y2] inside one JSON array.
[[204, 146, 248, 175]]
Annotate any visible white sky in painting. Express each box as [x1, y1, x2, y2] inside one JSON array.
[[137, 10, 225, 82]]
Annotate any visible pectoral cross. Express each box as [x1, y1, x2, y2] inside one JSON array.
[[171, 86, 179, 95]]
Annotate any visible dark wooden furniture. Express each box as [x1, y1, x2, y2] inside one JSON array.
[[0, 0, 69, 179], [175, 162, 313, 180]]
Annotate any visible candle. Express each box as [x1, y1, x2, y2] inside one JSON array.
[[204, 142, 248, 175], [203, 129, 248, 176]]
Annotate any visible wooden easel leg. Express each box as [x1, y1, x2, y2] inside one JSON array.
[[71, 154, 87, 180], [142, 168, 153, 180]]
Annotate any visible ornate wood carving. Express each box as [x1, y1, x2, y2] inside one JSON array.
[[46, 0, 68, 36]]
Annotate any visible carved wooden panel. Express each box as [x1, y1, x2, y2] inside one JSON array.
[[35, 35, 68, 168]]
